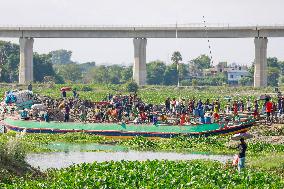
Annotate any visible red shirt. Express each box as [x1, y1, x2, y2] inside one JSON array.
[[266, 101, 273, 113], [180, 114, 186, 125]]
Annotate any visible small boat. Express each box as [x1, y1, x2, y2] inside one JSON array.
[[0, 118, 255, 138]]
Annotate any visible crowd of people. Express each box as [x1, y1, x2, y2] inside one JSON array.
[[7, 88, 281, 126], [2, 83, 284, 125]]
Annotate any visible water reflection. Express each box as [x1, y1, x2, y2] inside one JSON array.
[[26, 151, 233, 170]]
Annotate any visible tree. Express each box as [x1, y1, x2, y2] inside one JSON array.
[[171, 51, 183, 86], [278, 61, 284, 75], [146, 61, 166, 85], [192, 79, 197, 87], [248, 64, 254, 76], [56, 63, 82, 82], [178, 63, 189, 81], [239, 77, 252, 86], [0, 41, 20, 82], [267, 57, 278, 67], [107, 65, 124, 84], [4, 54, 19, 82], [171, 51, 182, 64], [125, 81, 139, 93], [190, 54, 211, 70], [267, 57, 281, 86], [164, 63, 178, 85], [87, 65, 109, 84], [49, 49, 72, 65], [120, 66, 133, 83], [279, 76, 284, 86], [33, 53, 58, 82], [79, 62, 96, 73], [267, 67, 280, 86]]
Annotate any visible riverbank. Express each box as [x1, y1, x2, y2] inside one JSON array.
[[0, 137, 42, 186]]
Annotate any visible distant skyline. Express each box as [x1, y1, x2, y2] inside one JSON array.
[[0, 0, 284, 65]]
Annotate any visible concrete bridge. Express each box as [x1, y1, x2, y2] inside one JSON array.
[[1, 24, 284, 87]]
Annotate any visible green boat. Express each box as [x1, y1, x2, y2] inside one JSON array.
[[1, 118, 255, 138]]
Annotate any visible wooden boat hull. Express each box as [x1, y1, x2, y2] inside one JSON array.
[[1, 118, 255, 138]]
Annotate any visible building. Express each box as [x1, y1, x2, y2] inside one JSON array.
[[226, 63, 250, 85], [203, 62, 250, 85], [203, 62, 228, 76]]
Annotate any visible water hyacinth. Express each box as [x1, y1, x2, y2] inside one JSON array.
[[4, 160, 284, 188]]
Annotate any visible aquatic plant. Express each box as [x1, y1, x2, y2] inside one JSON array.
[[5, 160, 284, 188]]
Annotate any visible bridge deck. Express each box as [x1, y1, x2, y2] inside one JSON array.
[[0, 25, 283, 38]]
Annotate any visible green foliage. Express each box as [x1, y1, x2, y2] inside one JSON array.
[[55, 63, 82, 83], [268, 67, 280, 87], [85, 65, 132, 84], [0, 41, 62, 83], [178, 63, 189, 81], [193, 73, 227, 86], [78, 61, 96, 72], [0, 132, 109, 153], [125, 81, 139, 93], [0, 41, 20, 82], [267, 57, 281, 87], [171, 51, 182, 64], [147, 61, 189, 86], [164, 63, 178, 85], [190, 54, 212, 70], [0, 137, 26, 164], [49, 49, 72, 65], [5, 160, 284, 188], [146, 61, 166, 84], [120, 136, 229, 154], [239, 76, 252, 86], [80, 85, 93, 92], [0, 135, 35, 184], [33, 53, 57, 82], [192, 79, 197, 87]]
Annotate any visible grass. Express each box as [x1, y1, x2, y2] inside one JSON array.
[[248, 152, 284, 171], [0, 136, 41, 185]]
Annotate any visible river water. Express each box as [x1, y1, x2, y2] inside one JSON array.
[[26, 151, 233, 170]]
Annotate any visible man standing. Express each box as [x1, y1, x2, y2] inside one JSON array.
[[62, 90, 67, 99], [253, 100, 259, 119], [64, 104, 70, 122], [28, 83, 32, 91], [246, 99, 251, 112], [266, 98, 273, 123], [165, 97, 171, 113], [237, 138, 247, 172]]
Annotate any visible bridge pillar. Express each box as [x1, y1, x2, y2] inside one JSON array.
[[254, 37, 268, 87], [133, 38, 147, 85], [19, 37, 34, 84]]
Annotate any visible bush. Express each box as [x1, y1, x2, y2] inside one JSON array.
[[125, 81, 139, 93], [180, 79, 192, 86], [80, 85, 93, 92], [192, 79, 197, 87]]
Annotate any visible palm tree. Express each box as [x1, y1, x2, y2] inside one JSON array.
[[171, 51, 182, 87]]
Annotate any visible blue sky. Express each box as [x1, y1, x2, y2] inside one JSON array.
[[0, 0, 284, 65]]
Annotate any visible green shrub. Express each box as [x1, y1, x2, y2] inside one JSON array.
[[80, 85, 93, 92], [125, 81, 139, 93]]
